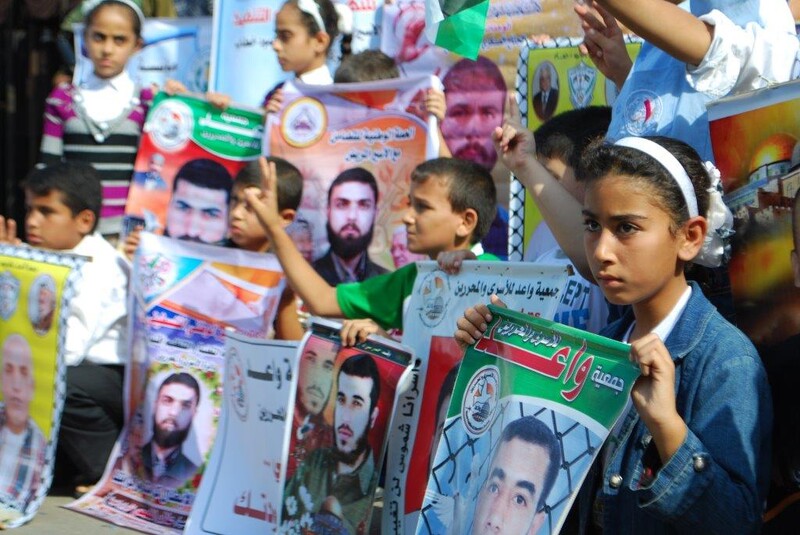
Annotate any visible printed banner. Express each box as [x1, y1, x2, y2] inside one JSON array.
[[124, 93, 264, 245], [383, 261, 570, 534], [266, 76, 439, 272], [185, 334, 299, 534], [74, 17, 213, 92], [0, 247, 85, 528], [209, 0, 287, 108], [417, 306, 638, 535], [66, 233, 285, 534], [281, 318, 412, 534]]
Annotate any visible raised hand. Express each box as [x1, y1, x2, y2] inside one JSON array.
[[575, 0, 632, 89]]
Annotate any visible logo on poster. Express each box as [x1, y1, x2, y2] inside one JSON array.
[[137, 253, 177, 299], [227, 347, 248, 421], [147, 99, 194, 150], [417, 270, 450, 327], [462, 365, 500, 436], [623, 89, 662, 136], [568, 61, 596, 109], [281, 97, 327, 148], [0, 270, 20, 321]]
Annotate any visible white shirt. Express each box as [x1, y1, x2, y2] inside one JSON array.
[[298, 65, 333, 85], [79, 70, 138, 124]]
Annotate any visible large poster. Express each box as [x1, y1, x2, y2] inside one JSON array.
[[383, 261, 569, 534], [266, 76, 439, 270], [417, 306, 637, 535], [66, 233, 285, 534], [124, 93, 264, 245], [281, 318, 411, 534], [185, 334, 299, 534], [0, 247, 85, 528]]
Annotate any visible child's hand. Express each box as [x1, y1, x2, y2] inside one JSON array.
[[243, 157, 283, 232], [423, 88, 446, 123], [528, 33, 552, 46], [122, 226, 142, 261], [575, 1, 632, 90], [454, 295, 506, 350], [0, 216, 20, 245], [437, 249, 477, 275], [265, 88, 284, 115], [493, 94, 537, 174], [163, 79, 189, 95], [206, 92, 232, 110], [340, 318, 389, 346]]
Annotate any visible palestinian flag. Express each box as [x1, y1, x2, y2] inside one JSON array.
[[424, 0, 490, 59]]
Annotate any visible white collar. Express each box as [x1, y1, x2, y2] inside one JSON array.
[[298, 65, 333, 85], [83, 70, 135, 94], [623, 285, 692, 343]]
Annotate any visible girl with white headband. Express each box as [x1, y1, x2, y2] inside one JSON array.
[[457, 123, 771, 532]]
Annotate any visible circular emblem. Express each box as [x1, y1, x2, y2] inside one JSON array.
[[462, 365, 501, 436], [0, 270, 21, 322], [146, 99, 194, 151], [281, 97, 327, 148], [227, 347, 248, 421], [623, 89, 662, 136], [417, 270, 450, 328]]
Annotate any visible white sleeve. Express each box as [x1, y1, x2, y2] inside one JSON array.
[[686, 9, 800, 99]]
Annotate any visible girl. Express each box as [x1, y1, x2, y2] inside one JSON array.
[[39, 0, 152, 236], [456, 124, 772, 532]]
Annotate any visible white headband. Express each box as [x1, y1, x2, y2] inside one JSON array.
[[83, 0, 146, 29], [614, 136, 699, 218], [297, 0, 326, 35]]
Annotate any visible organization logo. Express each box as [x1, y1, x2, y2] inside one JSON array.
[[623, 89, 662, 136], [147, 99, 194, 151], [137, 253, 177, 300], [568, 61, 597, 109], [0, 270, 20, 321], [281, 97, 327, 148], [462, 365, 501, 436], [417, 270, 450, 328], [227, 347, 248, 421]]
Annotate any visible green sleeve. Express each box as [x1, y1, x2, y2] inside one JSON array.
[[336, 263, 418, 331]]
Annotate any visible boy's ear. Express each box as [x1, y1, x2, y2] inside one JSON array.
[[678, 216, 707, 262], [279, 208, 296, 228], [75, 209, 96, 235], [456, 208, 479, 242]]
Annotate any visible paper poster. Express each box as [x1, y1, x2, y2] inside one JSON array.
[[66, 233, 285, 534], [0, 247, 85, 528], [266, 76, 439, 271], [281, 318, 411, 534], [337, 0, 382, 54], [74, 17, 213, 92], [417, 306, 638, 535], [185, 334, 299, 534], [383, 261, 570, 534], [124, 93, 264, 245]]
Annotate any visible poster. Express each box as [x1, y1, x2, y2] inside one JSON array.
[[281, 318, 412, 534], [0, 246, 85, 528], [185, 334, 299, 534], [383, 261, 570, 534], [124, 93, 264, 245], [416, 306, 638, 535], [66, 233, 285, 534], [74, 17, 213, 92], [266, 76, 439, 270]]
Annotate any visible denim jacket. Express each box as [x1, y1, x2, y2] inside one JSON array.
[[578, 282, 772, 534]]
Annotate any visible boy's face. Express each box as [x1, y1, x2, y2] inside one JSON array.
[[25, 190, 92, 250], [539, 157, 585, 202], [228, 185, 270, 252], [403, 176, 471, 258]]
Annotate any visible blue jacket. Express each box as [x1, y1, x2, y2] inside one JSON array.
[[579, 282, 772, 534]]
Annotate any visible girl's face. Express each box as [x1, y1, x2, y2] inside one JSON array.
[[582, 174, 689, 309], [84, 4, 142, 80], [272, 3, 328, 76]]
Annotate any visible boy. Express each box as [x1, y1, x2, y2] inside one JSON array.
[[0, 162, 129, 493], [245, 157, 497, 344]]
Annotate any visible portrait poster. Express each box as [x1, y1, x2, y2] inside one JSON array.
[[185, 334, 300, 534], [123, 93, 264, 243], [281, 318, 412, 534], [265, 76, 439, 270], [73, 17, 213, 92], [0, 247, 85, 528], [209, 0, 288, 108], [66, 233, 285, 534], [416, 306, 638, 535], [383, 261, 569, 535]]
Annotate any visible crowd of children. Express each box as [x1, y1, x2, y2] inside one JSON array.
[[2, 0, 799, 531]]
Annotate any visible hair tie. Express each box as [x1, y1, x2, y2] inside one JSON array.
[[296, 0, 327, 34], [83, 0, 146, 29]]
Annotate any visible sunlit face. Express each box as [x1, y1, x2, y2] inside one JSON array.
[[539, 68, 551, 92], [1, 335, 34, 434], [328, 181, 377, 239], [471, 438, 549, 535], [25, 190, 92, 250], [539, 157, 585, 203], [334, 372, 376, 455], [403, 177, 468, 258], [272, 3, 325, 76], [154, 382, 197, 440], [166, 179, 229, 244], [442, 80, 505, 170], [297, 337, 338, 416], [228, 185, 269, 252], [37, 284, 55, 318], [83, 4, 142, 80]]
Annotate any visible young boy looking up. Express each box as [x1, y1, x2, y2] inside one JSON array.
[[245, 157, 498, 342]]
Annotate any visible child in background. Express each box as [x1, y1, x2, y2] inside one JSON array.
[[39, 0, 153, 237], [458, 126, 771, 531]]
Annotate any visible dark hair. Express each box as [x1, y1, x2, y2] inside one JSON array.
[[327, 167, 378, 205], [579, 136, 711, 232], [499, 416, 561, 511], [442, 56, 506, 94], [285, 0, 340, 52], [158, 372, 200, 406], [23, 162, 102, 232], [174, 158, 233, 204], [534, 107, 612, 171], [411, 157, 497, 244], [334, 50, 400, 83], [234, 157, 304, 211], [84, 0, 143, 38], [338, 353, 380, 413]]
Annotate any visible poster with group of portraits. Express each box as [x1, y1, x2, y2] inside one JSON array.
[[66, 233, 286, 533], [417, 306, 638, 535], [123, 93, 264, 246], [0, 246, 85, 528], [383, 261, 569, 534]]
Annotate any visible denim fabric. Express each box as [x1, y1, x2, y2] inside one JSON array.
[[578, 282, 772, 534]]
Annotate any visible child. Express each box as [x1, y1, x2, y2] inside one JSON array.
[[39, 0, 153, 236], [245, 157, 498, 345], [1, 162, 130, 493], [458, 132, 772, 532]]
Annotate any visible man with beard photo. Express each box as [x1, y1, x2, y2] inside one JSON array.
[[283, 353, 381, 534], [139, 372, 200, 488], [313, 168, 388, 285]]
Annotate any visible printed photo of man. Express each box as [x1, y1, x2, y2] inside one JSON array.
[[313, 169, 388, 285], [28, 275, 55, 336], [532, 63, 559, 122], [165, 158, 232, 245]]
